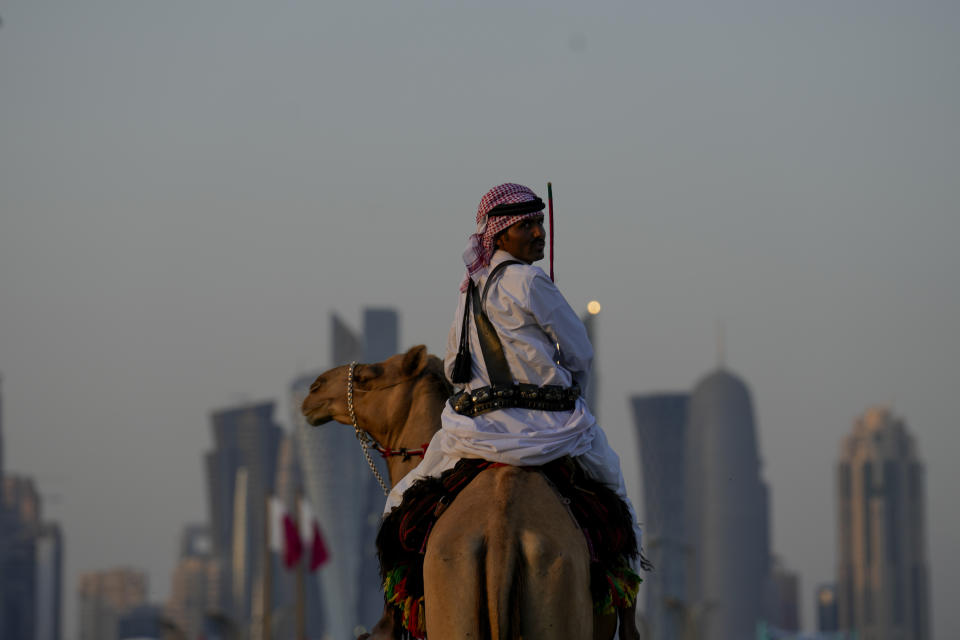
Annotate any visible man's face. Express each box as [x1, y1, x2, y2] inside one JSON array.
[[496, 214, 546, 264]]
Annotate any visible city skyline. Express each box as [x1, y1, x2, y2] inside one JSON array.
[[0, 330, 943, 637], [2, 1, 957, 637]]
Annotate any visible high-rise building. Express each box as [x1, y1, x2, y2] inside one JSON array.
[[684, 366, 770, 640], [203, 401, 283, 622], [35, 523, 64, 640], [0, 375, 5, 480], [117, 604, 164, 640], [630, 392, 689, 640], [263, 433, 324, 639], [77, 568, 147, 640], [1, 476, 41, 640], [836, 407, 930, 639], [766, 556, 800, 633], [292, 308, 397, 638], [3, 474, 40, 524], [581, 305, 600, 420], [631, 357, 779, 640], [0, 382, 64, 640], [166, 525, 218, 640], [816, 583, 839, 632]]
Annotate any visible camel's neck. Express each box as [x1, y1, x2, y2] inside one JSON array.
[[383, 376, 446, 488]]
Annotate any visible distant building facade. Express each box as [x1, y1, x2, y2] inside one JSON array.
[[631, 363, 780, 640], [203, 401, 283, 623], [1, 476, 41, 640], [767, 557, 800, 633], [581, 309, 599, 420], [291, 308, 398, 638], [35, 523, 64, 640], [264, 433, 324, 639], [685, 367, 771, 640], [117, 604, 164, 640], [0, 376, 4, 480], [165, 525, 219, 640], [816, 583, 839, 632], [0, 379, 64, 640], [630, 392, 689, 640], [836, 407, 930, 639], [77, 568, 147, 640]]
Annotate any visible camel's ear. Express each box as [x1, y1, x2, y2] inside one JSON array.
[[401, 345, 428, 377]]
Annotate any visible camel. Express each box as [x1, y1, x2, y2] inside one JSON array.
[[301, 345, 635, 640]]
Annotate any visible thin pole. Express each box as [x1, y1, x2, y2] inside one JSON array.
[[295, 493, 306, 640], [547, 181, 555, 282], [263, 494, 271, 640]]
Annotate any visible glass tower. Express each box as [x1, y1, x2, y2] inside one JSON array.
[[837, 407, 929, 639]]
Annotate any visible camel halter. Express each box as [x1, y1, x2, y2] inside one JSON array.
[[346, 361, 429, 496]]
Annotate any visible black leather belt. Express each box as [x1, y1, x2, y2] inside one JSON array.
[[450, 383, 581, 417]]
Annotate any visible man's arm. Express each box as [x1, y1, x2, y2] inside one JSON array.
[[526, 271, 594, 389]]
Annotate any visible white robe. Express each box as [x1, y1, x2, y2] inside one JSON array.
[[385, 250, 640, 554]]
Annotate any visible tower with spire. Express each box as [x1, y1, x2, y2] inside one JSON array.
[[684, 362, 771, 640], [632, 329, 776, 640]]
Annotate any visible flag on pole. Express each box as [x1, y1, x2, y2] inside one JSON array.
[[299, 499, 330, 571], [268, 496, 304, 569]]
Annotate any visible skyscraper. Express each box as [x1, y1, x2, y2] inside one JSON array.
[[77, 568, 147, 640], [263, 432, 325, 639], [292, 308, 398, 638], [116, 604, 164, 640], [1, 476, 41, 640], [630, 392, 689, 640], [0, 380, 64, 640], [766, 556, 800, 633], [203, 401, 283, 622], [684, 367, 770, 640], [581, 304, 600, 420], [165, 525, 218, 640], [35, 523, 64, 640], [0, 375, 5, 481], [816, 583, 839, 633], [836, 407, 930, 639]]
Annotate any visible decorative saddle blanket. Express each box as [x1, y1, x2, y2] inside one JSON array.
[[376, 457, 647, 639]]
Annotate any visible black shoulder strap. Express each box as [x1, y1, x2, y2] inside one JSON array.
[[449, 278, 474, 384], [481, 260, 523, 305], [471, 260, 522, 386]]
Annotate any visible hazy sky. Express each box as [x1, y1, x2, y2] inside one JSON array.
[[1, 1, 957, 636]]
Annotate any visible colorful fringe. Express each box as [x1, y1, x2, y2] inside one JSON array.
[[596, 560, 643, 615], [383, 564, 426, 639]]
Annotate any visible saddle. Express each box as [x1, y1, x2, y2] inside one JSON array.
[[376, 457, 645, 639]]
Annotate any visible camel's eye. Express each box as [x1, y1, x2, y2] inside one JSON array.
[[309, 375, 326, 393], [354, 364, 383, 384]]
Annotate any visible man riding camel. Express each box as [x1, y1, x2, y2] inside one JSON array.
[[379, 183, 644, 635]]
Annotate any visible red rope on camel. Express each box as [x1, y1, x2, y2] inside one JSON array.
[[374, 443, 430, 460]]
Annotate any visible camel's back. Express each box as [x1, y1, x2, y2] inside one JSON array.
[[423, 465, 593, 639], [429, 465, 586, 552]]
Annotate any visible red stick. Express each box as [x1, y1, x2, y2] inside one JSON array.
[[547, 181, 555, 282]]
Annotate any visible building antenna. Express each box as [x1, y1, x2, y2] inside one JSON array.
[[716, 319, 726, 369]]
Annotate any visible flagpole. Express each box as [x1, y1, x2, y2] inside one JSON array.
[[547, 181, 555, 282], [263, 494, 272, 640], [296, 492, 306, 640]]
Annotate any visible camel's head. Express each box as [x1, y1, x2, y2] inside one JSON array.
[[300, 345, 447, 434]]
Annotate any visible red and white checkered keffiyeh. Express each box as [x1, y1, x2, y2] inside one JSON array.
[[461, 183, 543, 290]]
